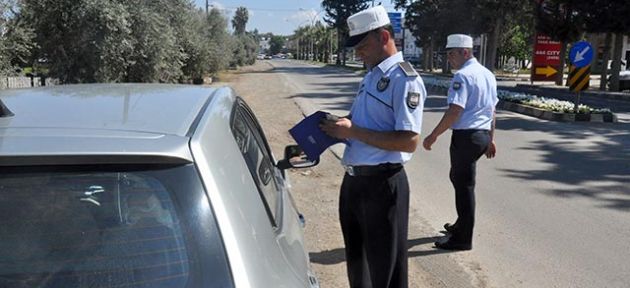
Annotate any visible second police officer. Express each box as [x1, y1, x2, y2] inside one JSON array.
[[422, 34, 498, 251]]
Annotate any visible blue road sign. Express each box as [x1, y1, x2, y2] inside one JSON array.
[[388, 12, 402, 33], [569, 41, 593, 68]]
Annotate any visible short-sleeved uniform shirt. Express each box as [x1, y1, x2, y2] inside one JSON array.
[[342, 52, 426, 166], [447, 57, 498, 130]]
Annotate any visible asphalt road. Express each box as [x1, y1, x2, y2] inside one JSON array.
[[269, 59, 630, 288]]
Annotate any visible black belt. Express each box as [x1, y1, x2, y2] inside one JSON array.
[[452, 129, 489, 135], [344, 163, 403, 177]]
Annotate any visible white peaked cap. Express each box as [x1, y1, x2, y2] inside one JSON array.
[[446, 34, 473, 49], [346, 6, 390, 47]]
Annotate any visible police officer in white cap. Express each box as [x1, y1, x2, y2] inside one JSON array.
[[320, 5, 426, 288], [422, 34, 498, 250]]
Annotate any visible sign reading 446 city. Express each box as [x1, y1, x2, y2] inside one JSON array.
[[531, 33, 562, 82]]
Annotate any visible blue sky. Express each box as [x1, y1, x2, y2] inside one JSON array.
[[193, 1, 399, 35]]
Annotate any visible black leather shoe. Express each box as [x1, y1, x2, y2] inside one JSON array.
[[434, 238, 472, 251], [443, 222, 458, 233]]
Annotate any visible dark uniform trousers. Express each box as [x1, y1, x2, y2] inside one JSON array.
[[339, 165, 409, 288], [449, 129, 490, 244]]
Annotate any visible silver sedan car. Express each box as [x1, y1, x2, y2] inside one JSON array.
[[0, 84, 319, 288]]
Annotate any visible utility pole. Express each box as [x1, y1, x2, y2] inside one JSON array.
[[205, 0, 208, 15]]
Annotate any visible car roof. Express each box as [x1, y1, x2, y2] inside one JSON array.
[[0, 84, 219, 136], [0, 84, 235, 165]]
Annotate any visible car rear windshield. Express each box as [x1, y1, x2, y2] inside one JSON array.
[[0, 164, 232, 288]]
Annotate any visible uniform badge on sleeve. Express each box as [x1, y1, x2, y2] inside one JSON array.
[[407, 92, 420, 109], [452, 82, 462, 90], [377, 77, 390, 92]]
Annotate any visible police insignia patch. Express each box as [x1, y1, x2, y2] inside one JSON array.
[[452, 82, 462, 90], [407, 92, 420, 109], [377, 77, 390, 91]]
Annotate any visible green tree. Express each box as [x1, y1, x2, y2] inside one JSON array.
[[269, 35, 285, 55], [306, 22, 335, 63], [321, 0, 369, 65], [205, 7, 232, 74], [395, 0, 475, 71], [232, 6, 248, 35], [180, 9, 211, 82], [574, 0, 630, 91], [293, 26, 310, 60], [125, 0, 193, 83], [497, 25, 533, 70], [230, 7, 256, 67], [20, 0, 135, 83], [467, 0, 533, 71], [397, 0, 532, 72], [242, 33, 258, 65], [0, 0, 35, 74], [231, 34, 257, 66], [10, 0, 239, 83]]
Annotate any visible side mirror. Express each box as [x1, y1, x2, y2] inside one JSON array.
[[277, 145, 319, 170]]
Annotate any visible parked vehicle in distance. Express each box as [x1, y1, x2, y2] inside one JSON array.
[[608, 70, 630, 91], [0, 84, 320, 288]]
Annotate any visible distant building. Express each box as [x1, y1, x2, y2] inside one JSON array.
[[259, 37, 270, 54], [403, 27, 422, 64], [401, 18, 422, 65]]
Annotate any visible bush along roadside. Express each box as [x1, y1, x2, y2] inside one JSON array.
[[423, 77, 617, 123]]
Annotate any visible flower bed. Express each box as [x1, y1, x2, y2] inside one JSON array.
[[423, 77, 617, 122]]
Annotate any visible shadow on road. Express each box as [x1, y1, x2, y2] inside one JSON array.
[[497, 113, 630, 211], [309, 236, 452, 265], [309, 248, 345, 265]]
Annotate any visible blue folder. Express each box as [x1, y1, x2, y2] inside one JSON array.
[[289, 111, 343, 161]]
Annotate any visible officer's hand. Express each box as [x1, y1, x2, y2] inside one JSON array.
[[422, 134, 437, 151], [485, 140, 497, 159], [319, 117, 352, 139]]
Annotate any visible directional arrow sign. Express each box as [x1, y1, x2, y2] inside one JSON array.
[[531, 33, 562, 82], [535, 65, 558, 77], [569, 41, 593, 68]]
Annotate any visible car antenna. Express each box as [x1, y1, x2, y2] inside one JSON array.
[[0, 98, 14, 117]]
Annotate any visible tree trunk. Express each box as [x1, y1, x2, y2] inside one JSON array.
[[599, 33, 612, 91], [336, 27, 344, 66], [424, 37, 435, 71], [555, 41, 567, 86], [609, 33, 623, 92], [423, 43, 432, 71], [587, 33, 599, 68], [442, 45, 449, 73], [485, 18, 502, 71]]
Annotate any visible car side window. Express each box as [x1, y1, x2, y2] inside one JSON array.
[[231, 104, 280, 227]]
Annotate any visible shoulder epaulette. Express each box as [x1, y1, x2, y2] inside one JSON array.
[[398, 61, 418, 77]]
